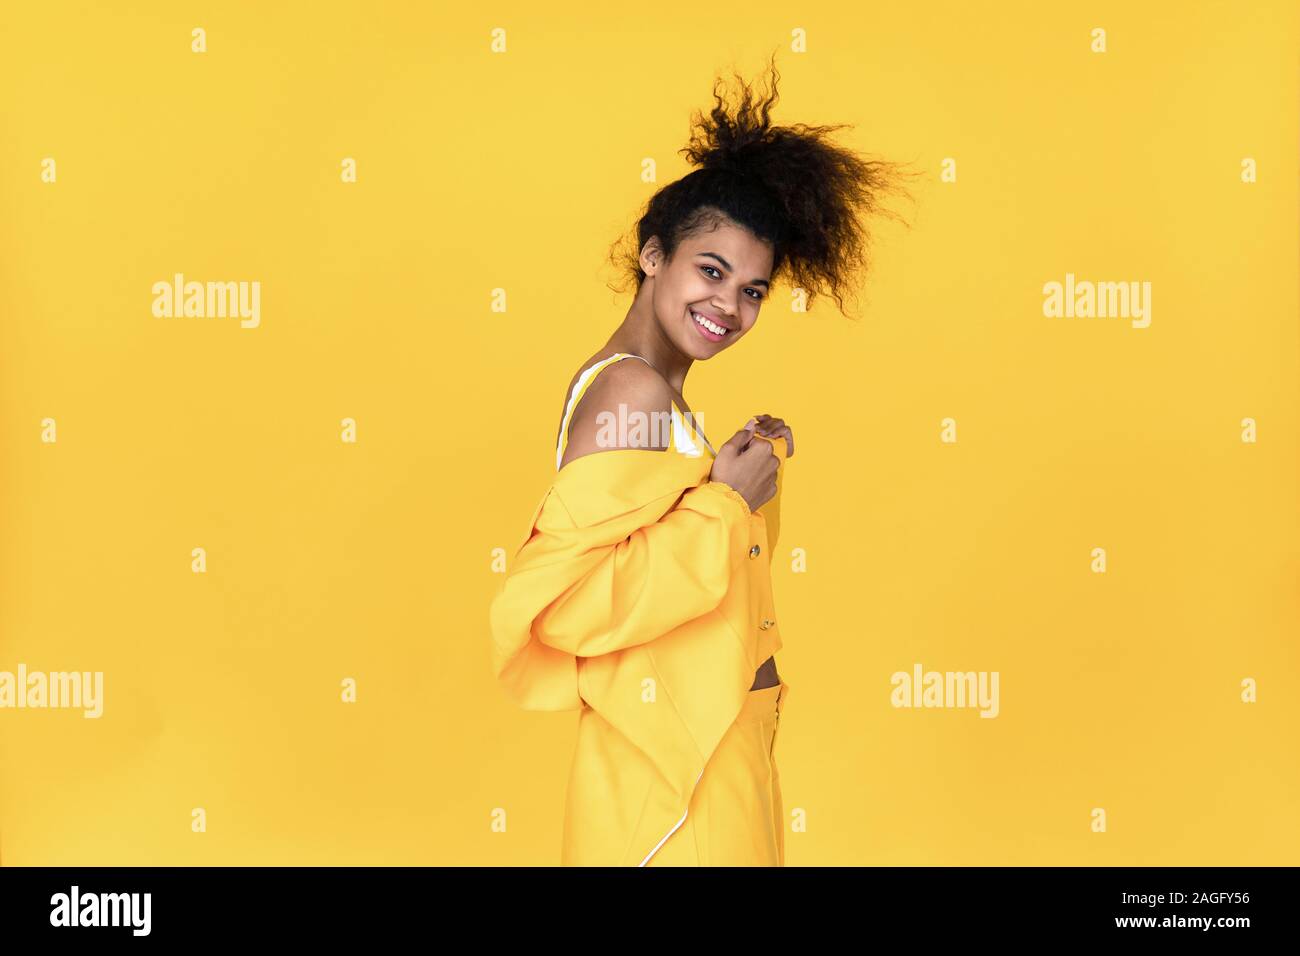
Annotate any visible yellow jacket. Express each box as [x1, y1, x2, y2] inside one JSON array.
[[489, 433, 788, 865]]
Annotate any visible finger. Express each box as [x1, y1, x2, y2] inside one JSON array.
[[752, 431, 790, 460], [720, 428, 754, 455], [761, 420, 792, 455], [749, 435, 779, 461]]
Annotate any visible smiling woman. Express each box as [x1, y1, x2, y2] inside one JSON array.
[[490, 50, 916, 867]]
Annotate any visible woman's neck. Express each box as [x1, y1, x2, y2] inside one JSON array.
[[604, 284, 693, 395]]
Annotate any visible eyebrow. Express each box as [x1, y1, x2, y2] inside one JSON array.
[[697, 252, 770, 289]]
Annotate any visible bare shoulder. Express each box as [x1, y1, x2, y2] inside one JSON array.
[[559, 356, 675, 468]]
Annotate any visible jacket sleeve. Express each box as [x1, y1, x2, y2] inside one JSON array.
[[495, 480, 753, 660]]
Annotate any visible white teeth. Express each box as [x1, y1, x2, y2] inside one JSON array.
[[692, 312, 727, 335]]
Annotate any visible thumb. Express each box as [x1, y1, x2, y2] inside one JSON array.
[[719, 427, 755, 457]]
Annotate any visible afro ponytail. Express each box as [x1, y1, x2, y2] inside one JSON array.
[[609, 50, 918, 318]]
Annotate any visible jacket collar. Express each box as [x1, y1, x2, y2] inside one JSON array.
[[549, 433, 787, 528], [550, 448, 713, 528]]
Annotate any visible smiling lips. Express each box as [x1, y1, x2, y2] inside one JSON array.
[[691, 309, 733, 342]]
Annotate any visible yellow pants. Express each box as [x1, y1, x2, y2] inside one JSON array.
[[643, 680, 790, 867]]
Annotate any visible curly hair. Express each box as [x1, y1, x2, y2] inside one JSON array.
[[608, 51, 919, 318]]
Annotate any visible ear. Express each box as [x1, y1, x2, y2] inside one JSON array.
[[639, 236, 664, 276]]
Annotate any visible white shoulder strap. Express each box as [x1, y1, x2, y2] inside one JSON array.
[[555, 353, 652, 470]]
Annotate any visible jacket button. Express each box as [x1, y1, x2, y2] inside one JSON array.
[[760, 619, 775, 630], [749, 545, 761, 558]]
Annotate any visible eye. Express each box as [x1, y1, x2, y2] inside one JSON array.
[[701, 264, 764, 301]]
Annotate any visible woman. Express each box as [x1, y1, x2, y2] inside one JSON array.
[[489, 55, 912, 866]]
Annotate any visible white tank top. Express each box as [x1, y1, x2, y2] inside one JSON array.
[[555, 352, 715, 470]]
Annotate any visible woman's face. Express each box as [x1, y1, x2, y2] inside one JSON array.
[[642, 217, 775, 361]]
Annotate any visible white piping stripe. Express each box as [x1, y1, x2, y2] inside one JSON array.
[[637, 768, 705, 867]]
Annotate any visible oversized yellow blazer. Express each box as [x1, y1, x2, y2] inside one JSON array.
[[489, 432, 788, 866]]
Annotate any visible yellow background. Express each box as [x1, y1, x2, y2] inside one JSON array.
[[1, 1, 1296, 865]]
